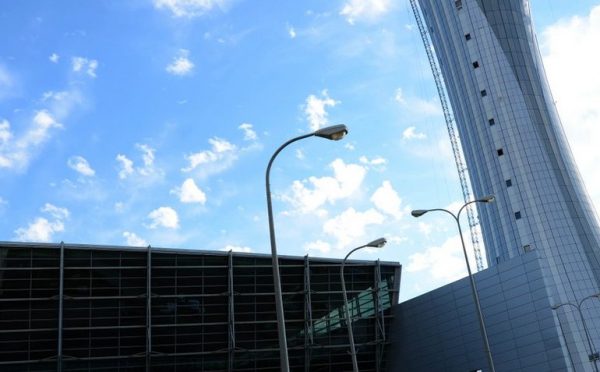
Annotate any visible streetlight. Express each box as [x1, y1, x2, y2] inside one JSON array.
[[266, 124, 348, 372], [552, 293, 600, 371], [340, 237, 387, 372], [412, 195, 496, 372]]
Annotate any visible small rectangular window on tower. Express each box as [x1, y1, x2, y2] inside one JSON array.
[[488, 118, 495, 126], [455, 0, 463, 10], [506, 179, 512, 187], [515, 211, 522, 220], [473, 61, 480, 68], [481, 89, 487, 97], [497, 148, 504, 156], [465, 33, 471, 40]]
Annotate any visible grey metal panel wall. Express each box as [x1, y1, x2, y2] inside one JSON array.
[[415, 0, 600, 369], [389, 252, 569, 371]]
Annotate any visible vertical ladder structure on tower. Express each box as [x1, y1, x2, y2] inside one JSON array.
[[409, 0, 485, 271]]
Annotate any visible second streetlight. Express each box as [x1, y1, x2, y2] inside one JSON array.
[[412, 195, 496, 372]]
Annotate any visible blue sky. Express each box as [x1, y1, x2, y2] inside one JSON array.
[[1, 0, 599, 301]]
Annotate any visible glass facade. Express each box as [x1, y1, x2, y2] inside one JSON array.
[[416, 0, 600, 370], [0, 242, 400, 371]]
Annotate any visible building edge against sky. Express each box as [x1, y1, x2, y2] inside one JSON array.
[[393, 0, 600, 370]]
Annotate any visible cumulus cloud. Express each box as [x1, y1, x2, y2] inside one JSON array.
[[402, 126, 426, 140], [171, 178, 207, 204], [0, 111, 63, 170], [288, 25, 297, 39], [395, 88, 442, 116], [116, 144, 162, 181], [323, 207, 385, 248], [238, 122, 257, 141], [541, 5, 600, 207], [406, 235, 473, 285], [14, 203, 69, 242], [304, 90, 339, 131], [166, 49, 194, 76], [154, 0, 227, 17], [49, 53, 59, 63], [283, 158, 366, 215], [359, 155, 387, 166], [305, 240, 331, 254], [147, 207, 179, 229], [221, 245, 252, 253], [67, 155, 95, 176], [123, 231, 148, 246], [340, 0, 391, 25], [370, 180, 404, 219], [72, 57, 98, 78], [182, 137, 238, 177]]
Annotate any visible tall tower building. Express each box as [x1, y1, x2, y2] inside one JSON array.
[[415, 0, 600, 370]]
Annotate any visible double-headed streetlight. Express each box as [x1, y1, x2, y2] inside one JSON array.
[[341, 237, 387, 372], [552, 293, 600, 371], [412, 195, 496, 372], [266, 124, 348, 372]]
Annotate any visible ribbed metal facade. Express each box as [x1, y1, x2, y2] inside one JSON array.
[[0, 242, 400, 371], [416, 0, 600, 370]]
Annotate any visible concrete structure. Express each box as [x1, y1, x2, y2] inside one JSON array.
[[393, 0, 600, 370]]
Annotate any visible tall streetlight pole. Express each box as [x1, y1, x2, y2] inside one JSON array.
[[412, 195, 496, 372], [340, 237, 387, 372], [266, 124, 348, 372], [552, 293, 600, 371]]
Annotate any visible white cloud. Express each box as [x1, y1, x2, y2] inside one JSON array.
[[42, 203, 70, 220], [49, 53, 60, 63], [166, 49, 194, 76], [283, 158, 366, 215], [14, 203, 69, 242], [340, 0, 391, 25], [116, 154, 134, 179], [406, 235, 470, 284], [323, 207, 385, 248], [123, 231, 148, 246], [172, 178, 207, 204], [67, 155, 95, 176], [0, 111, 63, 170], [72, 57, 98, 78], [395, 87, 442, 116], [402, 126, 427, 140], [541, 5, 600, 207], [182, 137, 238, 177], [359, 155, 387, 166], [116, 144, 162, 181], [304, 90, 339, 131], [238, 122, 257, 141], [154, 0, 226, 17], [295, 149, 305, 160], [305, 240, 331, 254], [287, 24, 297, 38], [147, 206, 179, 229], [221, 244, 252, 253], [370, 180, 404, 219]]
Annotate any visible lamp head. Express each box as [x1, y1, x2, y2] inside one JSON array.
[[411, 209, 428, 218], [314, 124, 348, 141], [479, 195, 495, 203], [366, 237, 387, 248]]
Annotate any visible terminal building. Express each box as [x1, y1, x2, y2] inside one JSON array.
[[0, 241, 400, 371]]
